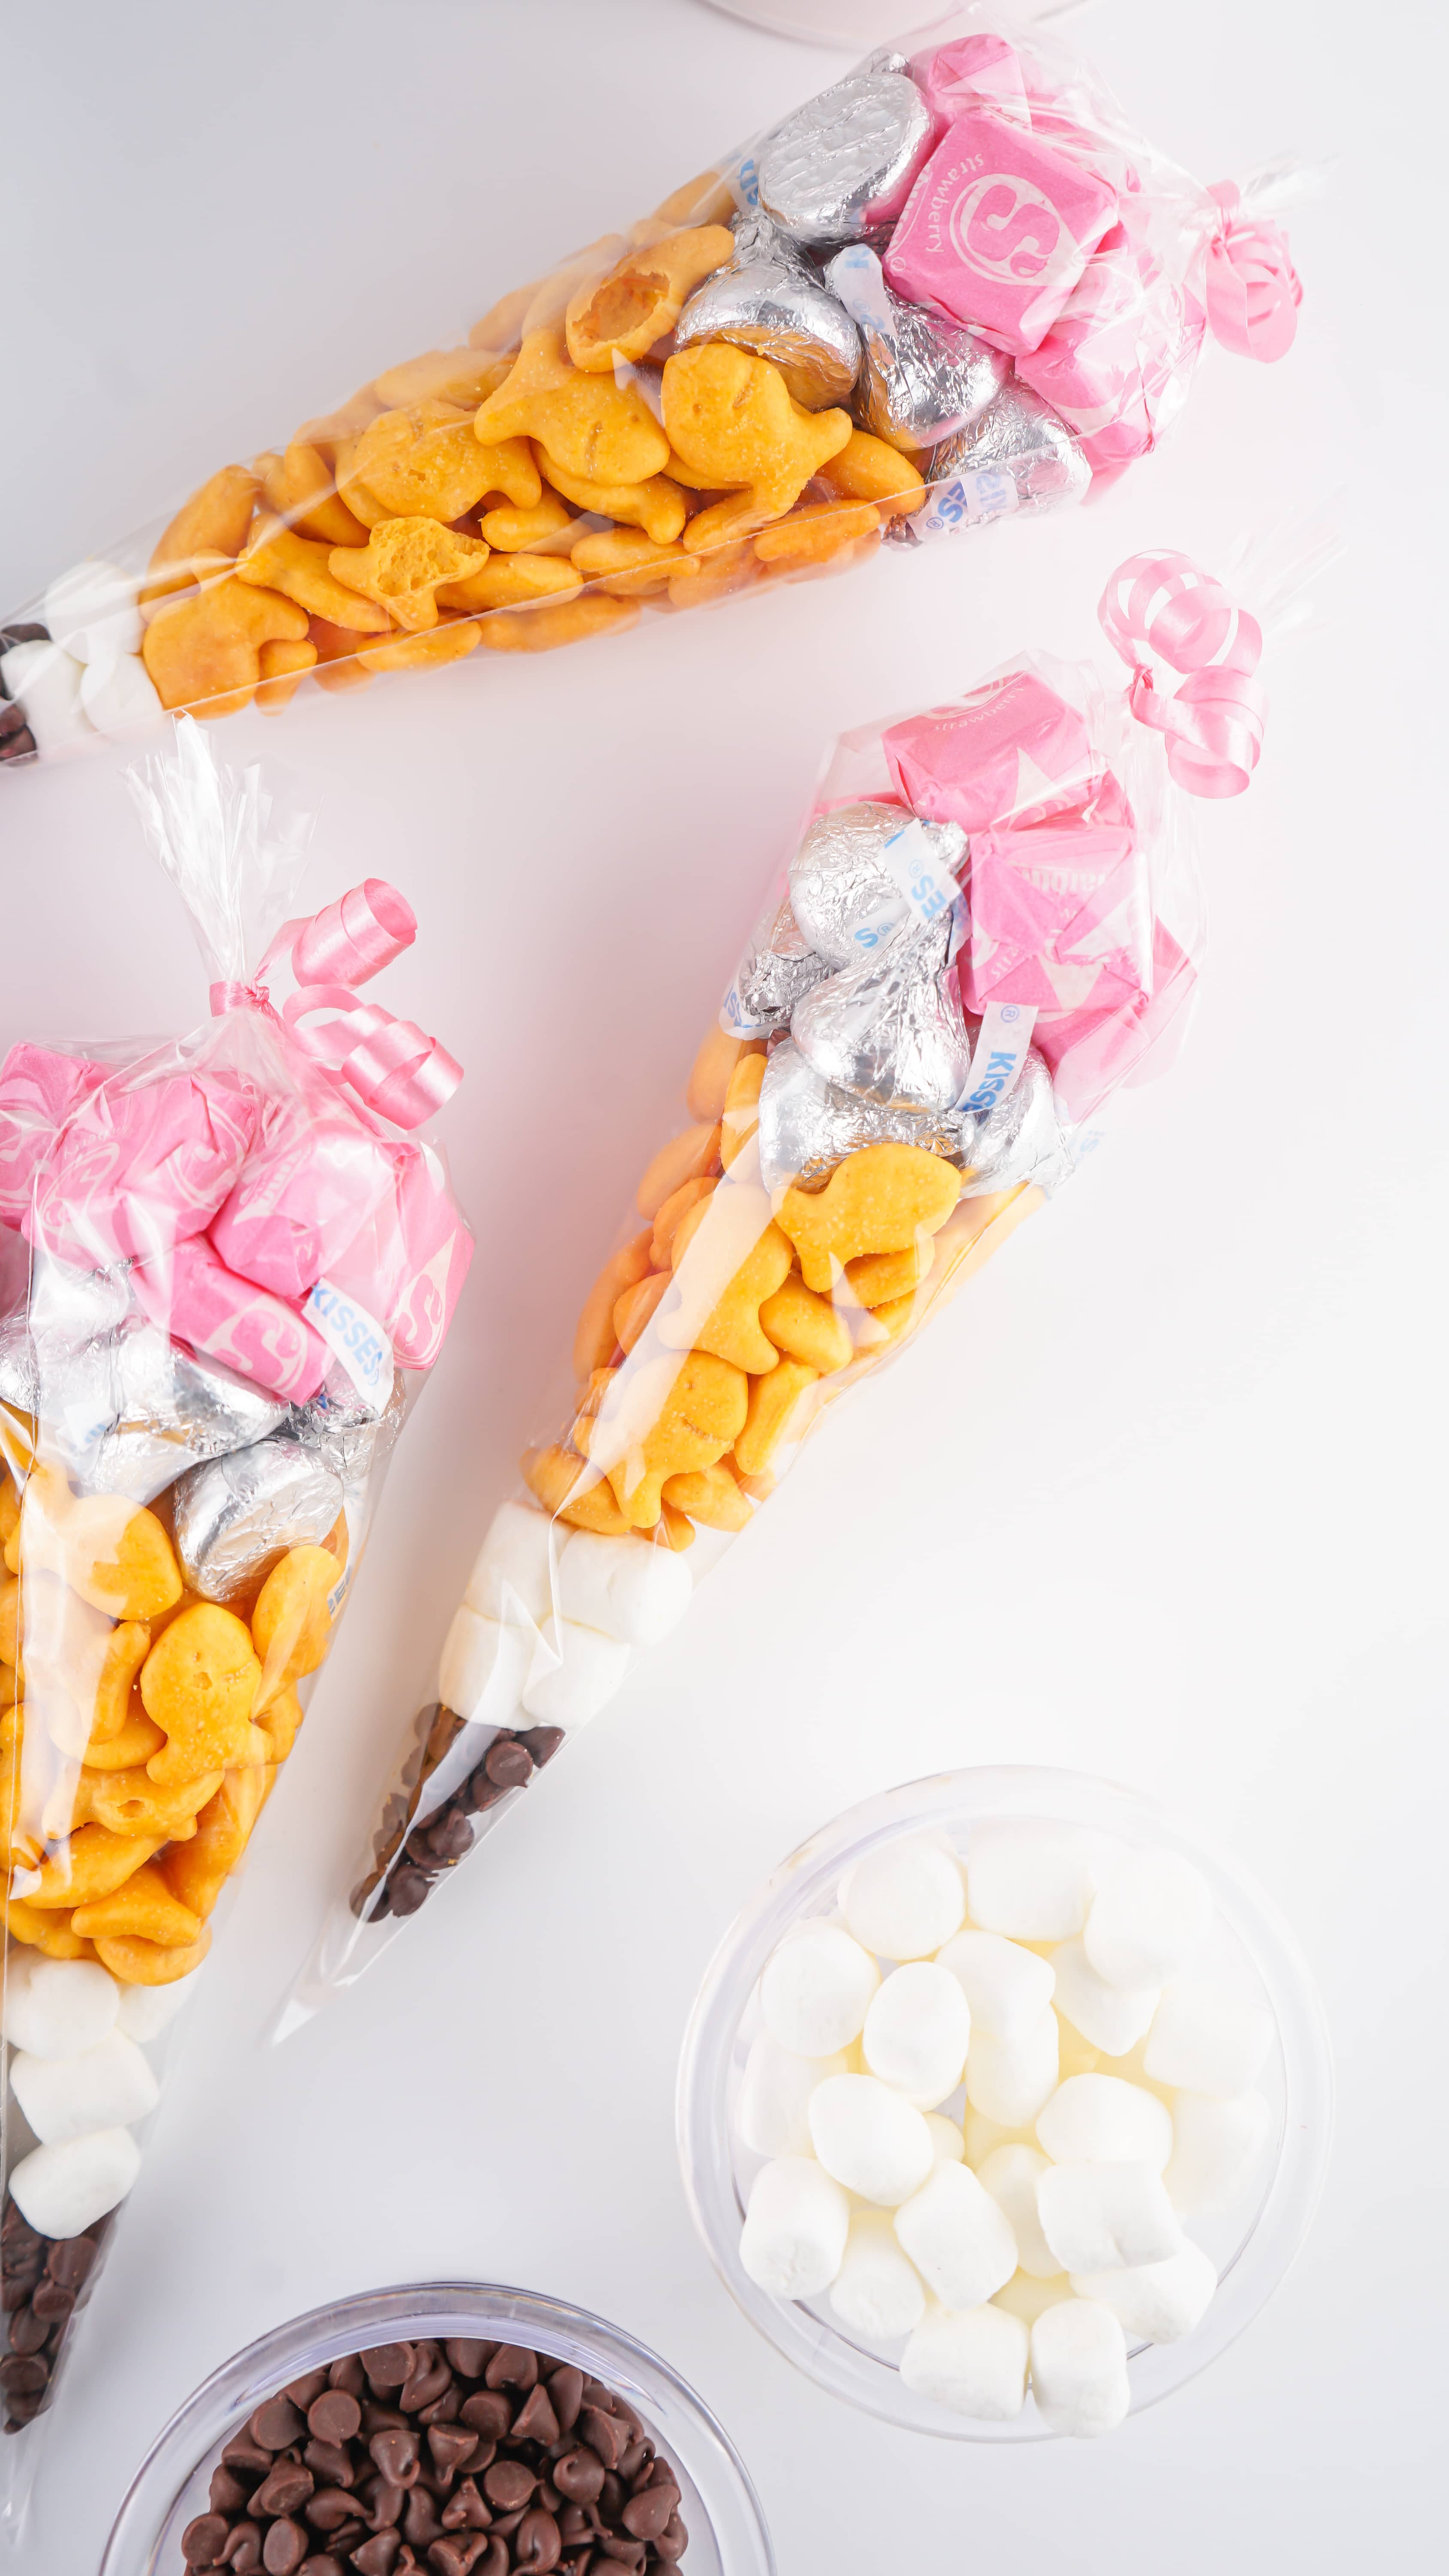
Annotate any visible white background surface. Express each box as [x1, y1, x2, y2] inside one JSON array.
[[1, 1, 1446, 2567]]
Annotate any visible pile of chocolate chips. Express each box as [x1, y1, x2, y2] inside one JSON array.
[[0, 2199, 105, 2429], [180, 2333, 688, 2573], [0, 621, 47, 766], [356, 1710, 564, 1923]]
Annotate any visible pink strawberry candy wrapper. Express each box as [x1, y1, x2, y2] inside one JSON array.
[[210, 1103, 398, 1300], [884, 108, 1119, 355], [0, 1044, 104, 1225], [24, 1066, 257, 1269]]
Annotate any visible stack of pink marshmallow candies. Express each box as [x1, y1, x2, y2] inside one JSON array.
[[735, 1826, 1275, 2436]]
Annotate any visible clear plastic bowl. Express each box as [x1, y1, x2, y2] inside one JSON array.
[[676, 1766, 1333, 2440], [101, 2281, 775, 2574]]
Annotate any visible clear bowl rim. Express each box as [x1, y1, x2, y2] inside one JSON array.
[[100, 2278, 776, 2575], [676, 1762, 1334, 2442]]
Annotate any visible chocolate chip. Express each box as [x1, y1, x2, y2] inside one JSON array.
[[302, 2439, 354, 2488], [515, 2505, 564, 2570], [302, 2490, 358, 2533], [8, 2304, 53, 2355], [482, 1738, 533, 1790], [485, 2345, 538, 2393], [482, 2458, 536, 2512], [429, 2538, 492, 2576], [254, 2462, 315, 2517], [370, 2428, 420, 2486], [546, 2367, 584, 2434], [349, 2540, 399, 2576], [361, 2478, 406, 2530], [427, 2424, 479, 2482], [459, 2390, 511, 2441], [211, 2468, 253, 2516], [402, 2485, 444, 2546], [261, 2518, 309, 2575], [308, 2388, 361, 2445], [443, 2340, 492, 2380], [251, 2397, 307, 2451], [182, 2515, 230, 2567], [224, 2434, 275, 2475], [553, 2450, 605, 2506], [364, 2343, 415, 2391], [579, 2409, 631, 2473], [400, 2340, 452, 2412], [384, 1865, 432, 1914], [283, 2371, 330, 2410], [517, 1725, 564, 1768], [330, 2353, 366, 2396], [220, 2527, 265, 2572], [621, 2485, 678, 2543], [654, 2514, 687, 2563], [511, 2384, 560, 2447]]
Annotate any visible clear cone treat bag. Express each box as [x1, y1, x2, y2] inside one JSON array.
[[0, 722, 470, 2484], [284, 548, 1271, 2024], [0, 9, 1303, 769]]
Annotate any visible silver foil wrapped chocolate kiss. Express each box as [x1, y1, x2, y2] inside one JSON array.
[[724, 894, 831, 1036], [172, 1438, 344, 1604], [756, 1040, 962, 1194], [926, 382, 1092, 519], [674, 213, 860, 409], [826, 246, 1009, 451], [788, 802, 964, 969], [956, 1049, 1071, 1199], [791, 914, 973, 1113], [757, 66, 934, 250]]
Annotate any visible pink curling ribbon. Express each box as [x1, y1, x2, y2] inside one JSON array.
[[1098, 551, 1266, 799], [1203, 181, 1301, 362], [209, 875, 461, 1128]]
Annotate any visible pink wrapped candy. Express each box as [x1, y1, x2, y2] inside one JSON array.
[[914, 32, 1031, 131], [210, 1101, 396, 1300], [326, 1138, 473, 1372], [956, 776, 1148, 1018], [1036, 921, 1198, 1120], [0, 1045, 104, 1226], [885, 109, 1118, 355], [26, 1069, 256, 1270], [133, 1233, 327, 1403], [1016, 222, 1206, 476], [884, 668, 1106, 832]]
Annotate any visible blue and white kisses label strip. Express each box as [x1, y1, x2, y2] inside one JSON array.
[[879, 818, 962, 928], [914, 465, 1021, 545], [957, 1000, 1038, 1118], [303, 1277, 394, 1414]]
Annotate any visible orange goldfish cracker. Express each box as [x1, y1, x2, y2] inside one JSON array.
[[613, 1271, 670, 1357], [819, 429, 928, 516], [329, 446, 392, 529], [255, 1685, 304, 1766], [237, 517, 391, 629], [297, 386, 387, 446], [566, 225, 734, 371], [0, 1468, 18, 1561], [473, 436, 544, 509], [522, 1444, 631, 1537], [17, 1825, 164, 1909], [661, 1204, 793, 1374], [437, 556, 580, 613], [140, 1603, 261, 1785], [653, 170, 736, 226], [667, 539, 759, 610], [650, 1176, 717, 1269], [846, 1239, 936, 1309], [754, 498, 880, 567], [474, 325, 670, 485], [574, 1231, 655, 1382], [721, 1052, 767, 1171], [252, 1547, 334, 1698], [143, 464, 260, 601], [71, 1862, 203, 1948], [598, 1349, 749, 1530], [352, 400, 502, 522], [759, 1274, 855, 1374], [5, 1898, 94, 1961], [329, 519, 490, 634], [142, 579, 310, 719], [77, 1762, 223, 1841], [688, 1028, 764, 1124], [65, 1495, 182, 1622], [520, 236, 631, 337], [570, 526, 689, 598], [733, 1357, 820, 1479], [663, 346, 853, 551], [373, 347, 512, 410], [480, 493, 577, 553], [662, 1461, 754, 1532], [534, 451, 688, 545], [475, 595, 638, 653], [87, 1622, 153, 1745], [777, 1142, 961, 1292], [256, 638, 319, 713], [355, 622, 482, 674], [469, 282, 537, 355], [0, 1572, 17, 1666], [637, 1121, 723, 1222], [261, 440, 369, 547], [306, 617, 378, 694], [322, 1512, 349, 1578], [162, 1766, 271, 1920], [93, 1928, 211, 1986], [81, 1709, 166, 1771], [658, 1503, 696, 1552]]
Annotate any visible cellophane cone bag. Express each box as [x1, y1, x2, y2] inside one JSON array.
[[0, 9, 1303, 771], [0, 720, 470, 2516], [282, 546, 1273, 2025]]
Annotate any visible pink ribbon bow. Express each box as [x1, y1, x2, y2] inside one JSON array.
[[209, 876, 462, 1129], [1098, 551, 1266, 799], [1204, 181, 1301, 362]]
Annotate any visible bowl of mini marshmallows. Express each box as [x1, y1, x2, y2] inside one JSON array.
[[676, 1767, 1332, 2439]]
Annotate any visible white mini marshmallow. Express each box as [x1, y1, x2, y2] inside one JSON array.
[[79, 646, 163, 739], [1037, 2162, 1184, 2275], [464, 1499, 556, 1629], [965, 2006, 1058, 2127], [739, 2156, 850, 2299], [1036, 2074, 1173, 2172], [992, 2269, 1072, 2327], [861, 1962, 970, 2107], [924, 2111, 965, 2164], [975, 2144, 1059, 2278], [962, 2108, 1034, 2171], [1049, 1939, 1159, 2057], [828, 2209, 927, 2342], [115, 1979, 191, 2044], [735, 2030, 849, 2159], [1084, 1847, 1213, 1991], [759, 1921, 880, 2058], [1164, 2089, 1273, 2215], [1070, 2241, 1218, 2345], [1029, 2298, 1131, 2436], [10, 2031, 158, 2144], [1143, 1981, 1274, 2097], [893, 2160, 1018, 2310], [9, 2127, 142, 2239], [809, 2074, 935, 2207], [1, 1956, 118, 2061], [521, 1616, 631, 1731], [936, 1929, 1055, 2038], [842, 1835, 965, 1961], [0, 640, 94, 750], [901, 2301, 1028, 2421], [966, 1823, 1094, 1942], [43, 558, 143, 661], [556, 1529, 692, 1646], [438, 1606, 531, 1724]]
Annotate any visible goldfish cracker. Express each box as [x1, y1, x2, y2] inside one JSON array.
[[473, 436, 545, 509], [469, 281, 536, 354], [0, 1572, 17, 1666], [573, 1231, 655, 1382], [80, 1709, 166, 1772], [853, 1293, 917, 1351], [613, 1271, 670, 1357], [732, 1356, 820, 1479], [5, 1898, 95, 1961], [161, 1765, 272, 1921], [93, 1928, 211, 1986], [355, 622, 482, 673], [668, 1197, 713, 1274], [596, 1348, 749, 1529], [650, 1176, 717, 1269], [533, 452, 688, 545], [307, 617, 379, 695], [17, 1824, 164, 1910], [71, 1862, 203, 1949], [474, 325, 671, 486], [653, 170, 736, 228], [663, 346, 853, 552], [759, 1273, 855, 1375], [373, 346, 512, 409], [475, 595, 639, 653], [637, 1121, 722, 1221], [64, 1495, 182, 1622], [570, 526, 691, 598], [322, 1512, 349, 1580], [661, 1203, 793, 1375], [255, 637, 319, 713], [688, 1027, 764, 1124], [777, 1143, 961, 1293], [142, 464, 260, 601], [668, 539, 760, 610], [255, 1685, 304, 1766], [329, 445, 392, 529], [522, 1443, 632, 1537], [236, 518, 391, 630], [351, 400, 502, 522], [519, 235, 632, 337], [721, 1052, 767, 1170], [140, 1602, 261, 1785], [755, 497, 881, 568], [251, 1547, 334, 1697], [75, 1762, 223, 1841], [0, 1467, 18, 1561], [846, 1239, 936, 1309], [565, 225, 735, 371], [658, 1503, 696, 1552], [437, 555, 581, 614], [142, 577, 311, 719], [662, 1460, 754, 1533], [328, 519, 490, 633], [86, 1622, 152, 1745], [818, 429, 928, 516], [261, 440, 370, 547], [480, 493, 577, 553]]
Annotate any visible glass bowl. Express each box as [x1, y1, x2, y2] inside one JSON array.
[[676, 1765, 1333, 2441], [101, 2281, 775, 2574]]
